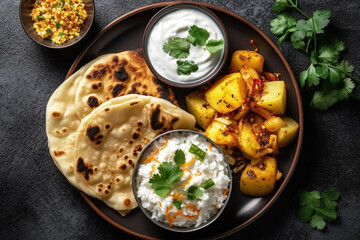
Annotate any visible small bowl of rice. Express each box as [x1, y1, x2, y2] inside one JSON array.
[[132, 129, 232, 232], [19, 0, 94, 48]]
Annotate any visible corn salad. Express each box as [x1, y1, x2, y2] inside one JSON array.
[[31, 0, 87, 44]]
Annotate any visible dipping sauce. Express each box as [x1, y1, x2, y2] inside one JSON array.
[[135, 131, 231, 228], [146, 7, 225, 83]]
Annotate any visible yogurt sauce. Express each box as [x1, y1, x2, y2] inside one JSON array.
[[147, 8, 224, 82]]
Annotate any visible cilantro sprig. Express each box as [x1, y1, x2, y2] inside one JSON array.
[[149, 162, 182, 197], [296, 188, 340, 230], [270, 0, 359, 110], [162, 25, 224, 76]]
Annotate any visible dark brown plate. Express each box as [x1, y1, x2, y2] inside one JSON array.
[[66, 1, 303, 239]]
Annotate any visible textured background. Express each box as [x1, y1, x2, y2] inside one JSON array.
[[1, 0, 360, 239]]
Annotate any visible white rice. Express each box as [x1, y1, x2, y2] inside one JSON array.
[[136, 131, 230, 227]]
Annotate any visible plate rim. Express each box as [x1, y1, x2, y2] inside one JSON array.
[[67, 1, 304, 239]]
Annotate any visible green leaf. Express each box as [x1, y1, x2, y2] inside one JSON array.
[[321, 188, 340, 201], [37, 15, 45, 20], [188, 25, 209, 46], [173, 199, 182, 209], [174, 149, 185, 166], [299, 70, 308, 88], [189, 144, 206, 162], [290, 30, 307, 50], [297, 205, 314, 222], [295, 19, 313, 34], [187, 35, 196, 45], [310, 214, 326, 230], [149, 162, 183, 197], [336, 60, 354, 74], [312, 10, 331, 34], [315, 207, 337, 222], [46, 28, 53, 33], [177, 60, 198, 76], [55, 22, 60, 29], [318, 39, 345, 64], [307, 64, 320, 87], [311, 78, 355, 110], [163, 37, 190, 59], [272, 0, 293, 13], [328, 66, 342, 84], [59, 32, 64, 37], [310, 51, 318, 64], [206, 39, 224, 54], [201, 179, 215, 190], [187, 185, 203, 200], [315, 66, 329, 79], [270, 13, 297, 36], [277, 27, 297, 45]]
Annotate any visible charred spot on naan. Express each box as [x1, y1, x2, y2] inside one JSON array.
[[77, 157, 94, 180], [86, 125, 103, 144], [86, 64, 108, 80], [114, 66, 129, 81], [53, 150, 65, 157], [112, 84, 125, 97], [51, 111, 61, 117], [88, 96, 100, 108]]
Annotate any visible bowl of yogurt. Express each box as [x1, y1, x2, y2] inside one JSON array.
[[132, 130, 232, 232], [143, 3, 229, 88]]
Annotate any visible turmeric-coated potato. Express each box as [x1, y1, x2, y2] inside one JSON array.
[[257, 81, 286, 115], [238, 121, 272, 159], [205, 119, 237, 145], [205, 73, 247, 113], [185, 90, 216, 129], [229, 50, 264, 73], [240, 156, 279, 197], [277, 116, 299, 147], [264, 116, 286, 132]]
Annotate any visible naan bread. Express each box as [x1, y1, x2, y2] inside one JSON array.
[[74, 49, 178, 119], [46, 56, 110, 187], [73, 95, 196, 212]]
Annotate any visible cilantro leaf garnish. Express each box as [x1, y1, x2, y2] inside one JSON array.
[[187, 185, 203, 200], [177, 60, 198, 76], [201, 179, 215, 189], [173, 199, 182, 209], [149, 162, 182, 197], [270, 0, 359, 110], [189, 144, 206, 162], [163, 37, 190, 59], [46, 28, 53, 34], [296, 188, 340, 230], [205, 39, 224, 54], [55, 22, 60, 29], [188, 25, 209, 46], [174, 149, 185, 166], [37, 15, 45, 20]]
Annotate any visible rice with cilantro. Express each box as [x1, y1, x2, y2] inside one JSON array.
[[31, 0, 87, 44], [136, 131, 230, 227]]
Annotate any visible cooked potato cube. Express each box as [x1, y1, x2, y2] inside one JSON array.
[[238, 121, 272, 159], [205, 73, 247, 113], [277, 116, 299, 147], [257, 81, 286, 115], [240, 156, 279, 197], [185, 90, 216, 129], [264, 116, 286, 132], [229, 50, 264, 73], [205, 119, 237, 145]]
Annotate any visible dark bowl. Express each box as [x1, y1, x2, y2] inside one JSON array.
[[132, 129, 233, 232], [19, 0, 94, 49], [142, 3, 229, 88]]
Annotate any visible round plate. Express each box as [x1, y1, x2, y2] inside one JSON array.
[[66, 2, 303, 239]]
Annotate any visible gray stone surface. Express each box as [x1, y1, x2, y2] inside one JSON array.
[[1, 0, 359, 239]]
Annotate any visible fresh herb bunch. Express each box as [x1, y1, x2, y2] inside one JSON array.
[[296, 188, 340, 230], [270, 0, 359, 110], [162, 25, 224, 76], [149, 147, 214, 200]]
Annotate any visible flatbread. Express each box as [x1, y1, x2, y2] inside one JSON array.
[[46, 56, 110, 187], [74, 49, 178, 119], [73, 95, 196, 212]]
